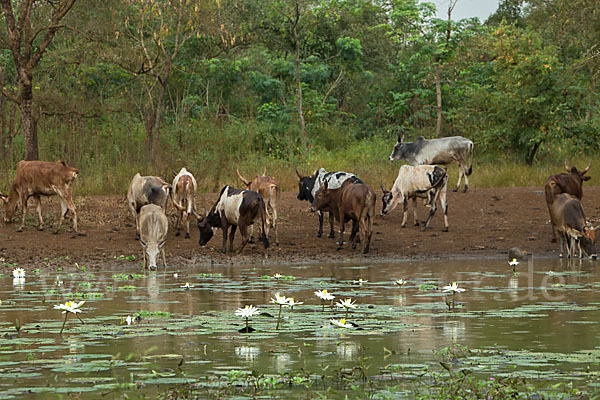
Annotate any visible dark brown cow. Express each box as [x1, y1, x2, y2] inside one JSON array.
[[0, 160, 80, 233], [310, 180, 376, 254], [197, 185, 270, 258], [237, 168, 279, 245], [545, 162, 591, 242], [548, 192, 596, 259]]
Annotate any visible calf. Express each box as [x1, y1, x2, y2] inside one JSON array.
[[544, 162, 591, 242], [237, 168, 279, 245], [295, 166, 361, 238], [310, 180, 376, 254], [139, 204, 168, 270], [171, 167, 199, 238], [1, 160, 79, 233], [380, 165, 449, 231], [197, 185, 270, 257], [548, 192, 596, 259], [127, 173, 171, 239]]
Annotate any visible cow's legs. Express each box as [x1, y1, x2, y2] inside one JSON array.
[[129, 201, 140, 240], [412, 197, 419, 226], [328, 212, 335, 238], [364, 212, 373, 254], [175, 211, 182, 236], [337, 217, 345, 251], [400, 197, 409, 228], [17, 193, 28, 232], [58, 189, 78, 233], [349, 220, 359, 243], [229, 225, 237, 252], [34, 195, 45, 230], [440, 182, 449, 232], [559, 232, 566, 258], [236, 224, 250, 254], [161, 248, 167, 268], [463, 165, 469, 192], [55, 196, 69, 233], [183, 211, 191, 238], [220, 216, 229, 253], [271, 204, 279, 246], [316, 210, 324, 237]]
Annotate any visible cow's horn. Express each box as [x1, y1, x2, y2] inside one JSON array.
[[380, 181, 386, 192], [294, 164, 303, 179], [564, 160, 570, 172], [582, 162, 591, 174], [236, 169, 250, 186], [262, 166, 267, 176], [312, 167, 318, 177], [398, 133, 405, 143]]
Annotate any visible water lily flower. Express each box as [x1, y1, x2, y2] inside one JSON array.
[[56, 276, 63, 286], [270, 293, 291, 330], [509, 258, 519, 272], [287, 298, 303, 310], [336, 298, 358, 319], [181, 282, 193, 289], [125, 315, 133, 325], [330, 318, 353, 328], [442, 282, 465, 293], [353, 278, 368, 285], [273, 273, 283, 279], [394, 279, 407, 286], [12, 268, 25, 279], [173, 273, 178, 278], [53, 301, 85, 334], [314, 289, 335, 301], [236, 304, 260, 333]]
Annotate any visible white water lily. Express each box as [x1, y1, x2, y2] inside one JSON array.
[[442, 282, 465, 293], [270, 292, 291, 307], [273, 273, 283, 279], [56, 276, 63, 286], [336, 298, 358, 310], [330, 318, 353, 328], [394, 279, 407, 286], [173, 273, 179, 278], [125, 315, 133, 325], [314, 289, 335, 301], [287, 298, 303, 309], [12, 268, 25, 279], [54, 300, 85, 314], [235, 304, 260, 318], [353, 278, 368, 285], [181, 282, 193, 289], [508, 258, 519, 267]]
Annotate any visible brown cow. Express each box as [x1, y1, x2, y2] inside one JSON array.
[[237, 168, 279, 246], [171, 167, 199, 238], [310, 180, 375, 254], [548, 192, 596, 259], [544, 162, 591, 242], [0, 160, 80, 233]]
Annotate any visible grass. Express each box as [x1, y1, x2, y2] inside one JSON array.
[[0, 117, 596, 195]]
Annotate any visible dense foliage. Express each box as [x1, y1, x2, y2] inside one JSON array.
[[0, 0, 598, 192]]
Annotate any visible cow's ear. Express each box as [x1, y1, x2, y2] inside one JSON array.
[[583, 175, 591, 181]]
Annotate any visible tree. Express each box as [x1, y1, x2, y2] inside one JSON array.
[[0, 0, 77, 161]]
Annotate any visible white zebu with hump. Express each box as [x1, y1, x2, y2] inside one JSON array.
[[389, 135, 474, 192], [380, 165, 449, 231], [171, 167, 199, 238]]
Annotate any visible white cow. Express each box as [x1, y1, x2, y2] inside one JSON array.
[[139, 204, 168, 270]]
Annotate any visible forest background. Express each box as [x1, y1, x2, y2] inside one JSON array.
[[0, 0, 598, 194]]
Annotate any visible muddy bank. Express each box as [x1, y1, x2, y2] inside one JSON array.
[[2, 187, 598, 270]]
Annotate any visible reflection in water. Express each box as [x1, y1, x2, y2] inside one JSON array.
[[442, 320, 466, 343], [273, 352, 291, 372], [509, 275, 519, 301], [12, 277, 25, 290], [393, 294, 407, 307], [336, 341, 360, 361], [235, 345, 260, 362]]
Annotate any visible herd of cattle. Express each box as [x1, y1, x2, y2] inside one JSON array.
[[0, 134, 596, 267]]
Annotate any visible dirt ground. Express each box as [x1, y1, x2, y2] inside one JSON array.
[[2, 186, 600, 270]]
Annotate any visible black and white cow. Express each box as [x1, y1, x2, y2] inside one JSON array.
[[389, 135, 474, 192], [295, 166, 362, 238], [380, 165, 449, 231], [197, 185, 269, 258], [127, 173, 172, 240]]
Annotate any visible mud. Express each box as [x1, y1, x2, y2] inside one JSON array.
[[2, 187, 599, 270]]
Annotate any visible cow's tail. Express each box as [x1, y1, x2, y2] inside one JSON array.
[[467, 141, 474, 176], [170, 186, 186, 212], [258, 197, 270, 250]]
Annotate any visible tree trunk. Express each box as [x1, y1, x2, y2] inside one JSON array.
[[293, 1, 306, 149], [435, 63, 442, 135], [19, 75, 38, 161], [527, 140, 542, 166]]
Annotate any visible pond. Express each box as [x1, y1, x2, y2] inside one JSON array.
[[1, 257, 599, 398]]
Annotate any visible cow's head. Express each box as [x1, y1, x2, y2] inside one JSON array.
[[197, 211, 221, 246], [295, 165, 318, 202], [309, 179, 330, 212], [565, 161, 591, 182], [389, 133, 407, 161], [580, 225, 597, 259], [1, 191, 17, 223], [140, 237, 166, 270], [380, 182, 393, 216]]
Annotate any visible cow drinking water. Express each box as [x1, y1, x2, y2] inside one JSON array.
[[197, 185, 270, 258], [548, 192, 596, 259], [139, 204, 168, 270], [389, 134, 473, 192]]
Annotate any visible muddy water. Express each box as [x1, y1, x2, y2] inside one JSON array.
[[1, 257, 599, 398]]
